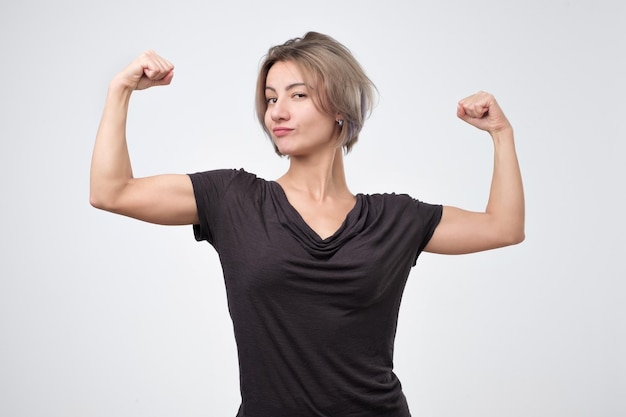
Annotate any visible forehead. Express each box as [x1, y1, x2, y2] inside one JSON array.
[[266, 60, 311, 88]]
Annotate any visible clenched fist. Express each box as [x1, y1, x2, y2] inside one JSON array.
[[457, 91, 511, 135], [112, 50, 174, 91]]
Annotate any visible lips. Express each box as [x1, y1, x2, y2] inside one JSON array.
[[272, 127, 293, 137]]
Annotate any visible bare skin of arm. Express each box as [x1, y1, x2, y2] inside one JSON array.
[[425, 91, 525, 255], [90, 50, 198, 225]]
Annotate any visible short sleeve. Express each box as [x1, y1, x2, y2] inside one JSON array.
[[187, 169, 241, 244], [410, 198, 443, 263]]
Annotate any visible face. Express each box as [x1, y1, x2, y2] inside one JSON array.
[[264, 60, 339, 157]]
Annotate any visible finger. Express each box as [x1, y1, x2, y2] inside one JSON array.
[[456, 103, 467, 119], [459, 98, 489, 119], [148, 69, 175, 87], [141, 50, 174, 81], [456, 105, 484, 128], [457, 92, 511, 133]]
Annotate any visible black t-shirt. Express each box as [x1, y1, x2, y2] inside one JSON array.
[[189, 169, 442, 417]]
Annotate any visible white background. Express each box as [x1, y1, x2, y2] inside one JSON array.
[[1, 1, 624, 416]]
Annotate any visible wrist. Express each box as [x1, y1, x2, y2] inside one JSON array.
[[490, 125, 514, 144], [108, 74, 137, 94], [107, 79, 134, 100]]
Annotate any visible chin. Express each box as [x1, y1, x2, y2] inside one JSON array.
[[273, 141, 299, 157], [277, 149, 300, 158]]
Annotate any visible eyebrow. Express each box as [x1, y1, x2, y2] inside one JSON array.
[[265, 82, 308, 93]]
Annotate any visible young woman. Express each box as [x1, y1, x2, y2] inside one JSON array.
[[90, 32, 524, 417]]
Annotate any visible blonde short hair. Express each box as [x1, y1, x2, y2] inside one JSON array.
[[255, 32, 376, 155]]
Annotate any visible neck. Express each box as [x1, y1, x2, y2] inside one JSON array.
[[278, 147, 351, 201]]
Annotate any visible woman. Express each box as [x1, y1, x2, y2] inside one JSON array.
[[90, 32, 524, 417]]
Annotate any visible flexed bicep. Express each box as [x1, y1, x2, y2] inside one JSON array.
[[424, 92, 525, 255], [96, 174, 199, 225], [90, 51, 199, 226], [424, 206, 522, 255]]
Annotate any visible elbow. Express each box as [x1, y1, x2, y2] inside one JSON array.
[[89, 192, 108, 211], [89, 177, 107, 210], [89, 178, 128, 212], [89, 187, 118, 212], [89, 194, 103, 210], [500, 227, 525, 247], [509, 230, 526, 246], [492, 213, 525, 248], [89, 185, 100, 209]]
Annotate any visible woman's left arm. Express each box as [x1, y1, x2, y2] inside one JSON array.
[[424, 91, 525, 255]]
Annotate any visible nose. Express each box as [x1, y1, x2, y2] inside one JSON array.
[[269, 98, 290, 122]]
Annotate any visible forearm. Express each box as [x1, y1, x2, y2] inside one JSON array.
[[89, 83, 134, 209], [485, 127, 525, 243]]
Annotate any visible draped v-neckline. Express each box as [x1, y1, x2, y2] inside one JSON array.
[[268, 181, 368, 259]]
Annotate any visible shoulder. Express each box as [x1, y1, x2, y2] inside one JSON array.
[[361, 192, 443, 223], [362, 192, 437, 208], [188, 168, 259, 183], [188, 168, 266, 194]]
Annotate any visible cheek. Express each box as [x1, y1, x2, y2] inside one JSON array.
[[263, 110, 272, 130]]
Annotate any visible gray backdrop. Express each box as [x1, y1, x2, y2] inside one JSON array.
[[1, 0, 624, 416]]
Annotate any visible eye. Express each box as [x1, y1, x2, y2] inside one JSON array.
[[292, 93, 307, 99], [266, 97, 277, 104]]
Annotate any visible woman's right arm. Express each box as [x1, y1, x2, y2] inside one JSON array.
[[89, 50, 199, 225]]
